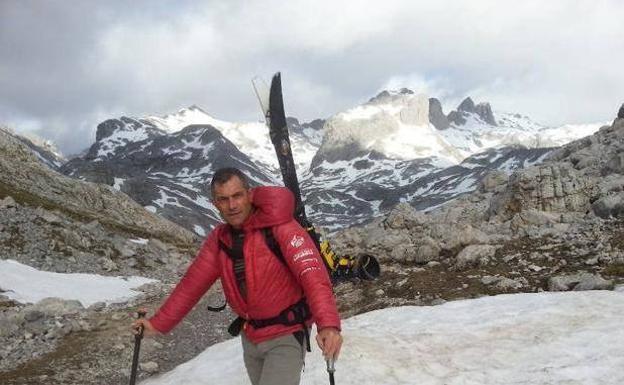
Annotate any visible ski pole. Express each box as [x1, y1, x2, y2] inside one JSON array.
[[326, 358, 336, 385], [129, 309, 147, 385]]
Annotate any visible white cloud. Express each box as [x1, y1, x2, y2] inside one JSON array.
[[1, 0, 623, 154]]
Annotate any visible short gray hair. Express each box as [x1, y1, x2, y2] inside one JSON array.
[[210, 167, 250, 195]]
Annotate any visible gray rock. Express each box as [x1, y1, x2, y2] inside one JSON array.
[[489, 163, 596, 219], [88, 302, 106, 312], [34, 297, 84, 317], [117, 244, 136, 258], [603, 151, 624, 175], [494, 277, 526, 290], [98, 256, 118, 272], [391, 244, 418, 263], [414, 237, 441, 264], [548, 273, 614, 291], [139, 361, 159, 374], [35, 208, 63, 224], [0, 319, 20, 337], [475, 102, 497, 126], [24, 320, 47, 335], [479, 170, 508, 193], [592, 192, 624, 218], [367, 229, 412, 263], [457, 97, 476, 113], [429, 98, 450, 130], [24, 310, 44, 322], [455, 244, 498, 269], [384, 203, 427, 230], [0, 196, 17, 209], [447, 110, 466, 126], [481, 276, 499, 285], [431, 223, 489, 251], [481, 275, 525, 290]]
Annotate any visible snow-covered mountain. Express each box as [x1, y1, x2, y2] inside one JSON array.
[[146, 105, 322, 177], [303, 90, 602, 230], [61, 114, 278, 236], [61, 93, 602, 234]]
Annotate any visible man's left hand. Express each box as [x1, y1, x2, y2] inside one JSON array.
[[316, 327, 343, 361]]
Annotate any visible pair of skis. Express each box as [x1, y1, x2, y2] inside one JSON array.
[[252, 72, 380, 283]]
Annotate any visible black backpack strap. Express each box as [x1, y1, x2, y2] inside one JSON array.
[[247, 297, 312, 352], [262, 227, 287, 266], [208, 228, 246, 312]]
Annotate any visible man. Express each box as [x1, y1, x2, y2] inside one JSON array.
[[133, 167, 342, 385]]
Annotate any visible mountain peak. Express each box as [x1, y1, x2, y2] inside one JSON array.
[[450, 97, 497, 126], [368, 88, 415, 104], [181, 105, 208, 114], [458, 97, 476, 113]]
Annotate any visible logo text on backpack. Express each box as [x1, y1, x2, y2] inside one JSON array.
[[293, 248, 314, 261], [290, 235, 304, 248]]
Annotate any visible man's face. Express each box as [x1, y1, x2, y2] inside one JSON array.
[[211, 176, 253, 228]]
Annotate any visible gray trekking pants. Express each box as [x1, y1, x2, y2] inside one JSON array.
[[241, 332, 306, 385]]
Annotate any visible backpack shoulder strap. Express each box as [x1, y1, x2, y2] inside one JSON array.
[[262, 227, 287, 266]]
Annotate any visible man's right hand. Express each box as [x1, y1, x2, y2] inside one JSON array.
[[132, 318, 160, 337]]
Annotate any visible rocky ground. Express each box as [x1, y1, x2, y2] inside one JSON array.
[[335, 218, 624, 318], [0, 284, 234, 385], [2, 216, 623, 385], [1, 107, 623, 384]]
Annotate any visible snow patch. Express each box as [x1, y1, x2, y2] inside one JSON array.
[[140, 291, 624, 385], [0, 260, 156, 307]]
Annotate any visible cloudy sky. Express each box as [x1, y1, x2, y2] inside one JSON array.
[[1, 0, 623, 155]]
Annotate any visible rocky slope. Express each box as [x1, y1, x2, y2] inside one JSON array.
[[0, 126, 65, 170], [0, 106, 621, 385], [0, 127, 234, 384], [61, 117, 278, 236], [331, 104, 624, 315]]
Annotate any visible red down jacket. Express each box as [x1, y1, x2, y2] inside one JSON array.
[[149, 186, 341, 344]]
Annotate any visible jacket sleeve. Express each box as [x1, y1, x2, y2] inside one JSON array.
[[149, 231, 221, 334], [275, 221, 341, 331]]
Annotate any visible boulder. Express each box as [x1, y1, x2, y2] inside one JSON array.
[[455, 244, 498, 269], [414, 236, 442, 264], [548, 272, 613, 291], [384, 202, 427, 230], [0, 196, 16, 209], [592, 192, 624, 218], [139, 361, 159, 374], [33, 298, 84, 317], [430, 223, 489, 250]]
